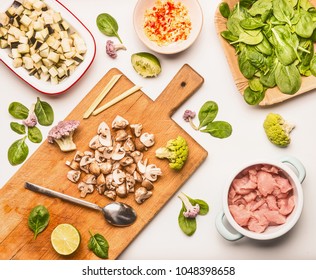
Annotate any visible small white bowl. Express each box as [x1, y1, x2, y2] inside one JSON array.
[[0, 0, 96, 95], [216, 156, 306, 241], [133, 0, 203, 54]]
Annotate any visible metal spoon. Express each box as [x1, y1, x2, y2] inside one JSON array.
[[24, 182, 137, 227]]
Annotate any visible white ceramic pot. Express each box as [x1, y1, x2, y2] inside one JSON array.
[[216, 156, 306, 241]]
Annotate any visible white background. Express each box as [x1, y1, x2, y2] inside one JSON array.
[[1, 0, 316, 260]]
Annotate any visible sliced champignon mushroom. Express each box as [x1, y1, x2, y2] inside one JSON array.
[[74, 151, 84, 162], [67, 170, 81, 183], [79, 155, 94, 173], [78, 182, 94, 198], [96, 173, 106, 186], [119, 156, 134, 167], [112, 115, 129, 129], [130, 123, 143, 137], [89, 161, 101, 176], [102, 146, 114, 160], [99, 161, 112, 174], [105, 174, 115, 190], [65, 160, 80, 170], [134, 138, 146, 151], [137, 158, 148, 174], [96, 184, 106, 195], [123, 137, 135, 152], [89, 135, 102, 150], [82, 174, 97, 185], [140, 132, 155, 147], [135, 187, 152, 204], [126, 173, 136, 193], [133, 170, 143, 183], [112, 169, 126, 185], [130, 150, 143, 163], [141, 178, 154, 190], [97, 122, 112, 146], [104, 190, 116, 200], [111, 143, 126, 160], [94, 149, 106, 163], [115, 129, 128, 141], [124, 163, 137, 174], [116, 183, 128, 198], [144, 164, 162, 182]]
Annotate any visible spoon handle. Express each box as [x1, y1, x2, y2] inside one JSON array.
[[25, 182, 102, 212]]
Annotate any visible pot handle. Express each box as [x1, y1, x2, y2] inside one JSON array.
[[215, 211, 244, 241], [280, 156, 306, 184]]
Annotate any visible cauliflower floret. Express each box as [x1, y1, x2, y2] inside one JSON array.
[[155, 136, 189, 170], [263, 113, 295, 147]]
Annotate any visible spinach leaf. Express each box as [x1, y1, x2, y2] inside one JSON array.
[[96, 13, 122, 43], [272, 0, 294, 26], [238, 47, 257, 79], [88, 231, 109, 259], [201, 121, 233, 139], [248, 0, 272, 16], [231, 31, 263, 45], [28, 205, 50, 240], [295, 10, 314, 38], [310, 55, 316, 76], [249, 78, 264, 92], [219, 2, 230, 19], [255, 34, 273, 56], [34, 97, 54, 126], [8, 136, 29, 166], [178, 204, 197, 236], [240, 0, 257, 8], [221, 30, 239, 42], [240, 18, 266, 29], [243, 86, 265, 105], [8, 102, 29, 119], [28, 126, 43, 143], [227, 3, 249, 36], [10, 122, 26, 135], [275, 62, 302, 94], [198, 101, 218, 129], [187, 197, 210, 216], [260, 56, 277, 87]]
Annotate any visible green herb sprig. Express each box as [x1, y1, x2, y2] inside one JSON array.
[[28, 205, 50, 240], [96, 13, 123, 43], [88, 231, 109, 259]]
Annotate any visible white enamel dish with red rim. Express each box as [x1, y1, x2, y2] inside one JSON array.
[[0, 0, 96, 95], [133, 0, 203, 55]]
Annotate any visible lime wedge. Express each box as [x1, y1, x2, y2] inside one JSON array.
[[51, 223, 80, 256], [131, 52, 161, 77]]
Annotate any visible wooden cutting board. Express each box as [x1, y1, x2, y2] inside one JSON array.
[[215, 0, 316, 106], [0, 64, 207, 260]]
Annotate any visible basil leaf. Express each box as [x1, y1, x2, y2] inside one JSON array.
[[8, 102, 29, 119], [178, 204, 197, 236], [88, 231, 109, 259], [96, 13, 122, 43], [34, 97, 54, 126], [28, 126, 43, 143], [198, 101, 218, 129], [201, 121, 233, 138], [10, 122, 26, 135], [8, 136, 29, 166], [28, 205, 50, 240]]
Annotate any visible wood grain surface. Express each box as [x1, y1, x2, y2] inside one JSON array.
[[214, 0, 316, 106], [0, 64, 207, 260]]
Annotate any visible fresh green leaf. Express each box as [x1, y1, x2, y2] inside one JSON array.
[[219, 2, 230, 19], [240, 18, 266, 29], [28, 126, 43, 143], [178, 204, 197, 236], [272, 0, 294, 26], [243, 86, 265, 105], [88, 231, 109, 259], [295, 10, 314, 38], [28, 205, 50, 240], [34, 97, 54, 126], [8, 102, 29, 119], [310, 56, 316, 76], [220, 30, 239, 42], [275, 62, 302, 94], [187, 196, 210, 216], [96, 13, 122, 43], [248, 0, 272, 16], [8, 136, 29, 166], [10, 122, 26, 135], [198, 101, 218, 129], [200, 121, 233, 138], [231, 31, 263, 45]]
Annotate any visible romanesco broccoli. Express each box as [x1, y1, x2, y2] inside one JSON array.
[[155, 136, 189, 170], [263, 113, 295, 147]]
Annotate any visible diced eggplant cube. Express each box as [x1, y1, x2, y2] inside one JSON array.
[[64, 51, 74, 59], [33, 1, 44, 11], [15, 5, 25, 16], [35, 31, 44, 41], [29, 68, 37, 76], [40, 65, 48, 73], [45, 24, 54, 34], [59, 31, 68, 39], [47, 51, 59, 63], [6, 7, 16, 18], [13, 57, 23, 67], [29, 35, 36, 45], [0, 12, 10, 26], [11, 48, 21, 58], [33, 40, 43, 50], [34, 60, 43, 69], [60, 37, 71, 52], [31, 53, 41, 63], [43, 13, 53, 25], [0, 39, 8, 49], [19, 35, 28, 44], [33, 20, 44, 31], [64, 59, 74, 67], [39, 47, 49, 57], [12, 1, 23, 8], [41, 27, 49, 41], [20, 14, 32, 27], [48, 66, 58, 77], [57, 66, 65, 78], [10, 40, 19, 48], [43, 58, 53, 67], [40, 72, 50, 82], [17, 43, 29, 54], [50, 75, 59, 85], [73, 54, 84, 63], [39, 41, 48, 51], [23, 56, 33, 69]]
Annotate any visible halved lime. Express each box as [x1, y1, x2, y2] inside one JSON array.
[[51, 223, 81, 256], [131, 52, 161, 77]]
